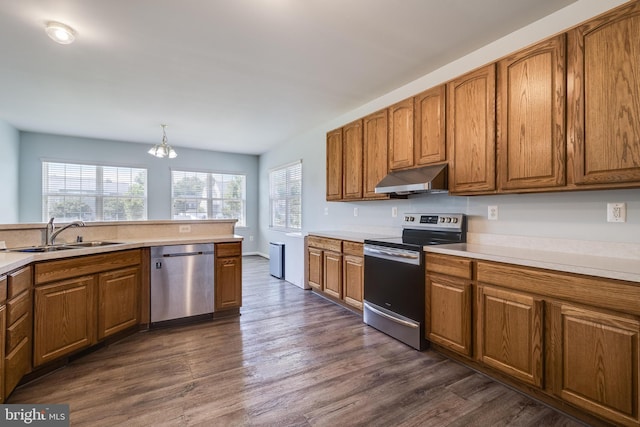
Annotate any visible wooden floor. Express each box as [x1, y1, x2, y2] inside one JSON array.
[[9, 256, 585, 426]]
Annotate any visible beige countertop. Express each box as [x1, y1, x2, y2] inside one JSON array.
[[426, 243, 640, 284], [308, 230, 398, 243], [0, 234, 243, 276]]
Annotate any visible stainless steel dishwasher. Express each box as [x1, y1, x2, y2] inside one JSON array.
[[150, 243, 215, 325]]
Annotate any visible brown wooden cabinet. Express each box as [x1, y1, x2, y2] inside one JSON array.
[[326, 128, 343, 201], [342, 241, 363, 310], [388, 98, 415, 171], [497, 34, 566, 191], [362, 109, 389, 199], [342, 119, 363, 200], [414, 85, 446, 166], [214, 242, 242, 311], [306, 236, 365, 310], [476, 284, 544, 388], [447, 64, 497, 194], [4, 266, 32, 398], [34, 276, 96, 366], [0, 275, 6, 403], [33, 250, 142, 367], [98, 267, 140, 340], [568, 1, 640, 187], [549, 302, 640, 427], [425, 253, 473, 357]]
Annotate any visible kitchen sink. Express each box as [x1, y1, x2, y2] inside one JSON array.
[[9, 245, 77, 253], [7, 241, 123, 253], [66, 241, 122, 248]]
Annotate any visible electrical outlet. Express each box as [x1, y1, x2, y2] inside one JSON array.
[[607, 202, 626, 223], [249, 235, 254, 241], [392, 207, 398, 217], [353, 207, 358, 217], [324, 207, 329, 216], [179, 225, 191, 233], [488, 205, 498, 221]]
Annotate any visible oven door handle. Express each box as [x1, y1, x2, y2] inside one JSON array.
[[364, 302, 419, 329], [364, 245, 421, 265]]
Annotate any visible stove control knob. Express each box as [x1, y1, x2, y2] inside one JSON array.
[[452, 217, 459, 223], [439, 217, 445, 223], [445, 217, 452, 223]]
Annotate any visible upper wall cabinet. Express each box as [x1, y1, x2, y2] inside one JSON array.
[[568, 1, 640, 186], [326, 128, 343, 201], [447, 64, 497, 194], [342, 119, 363, 200], [363, 109, 389, 199], [414, 85, 446, 166], [388, 98, 415, 171], [497, 34, 566, 191]]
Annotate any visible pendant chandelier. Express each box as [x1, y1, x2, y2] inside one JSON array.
[[148, 124, 177, 158]]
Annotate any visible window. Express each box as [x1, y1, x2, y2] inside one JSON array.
[[42, 161, 147, 222], [171, 170, 246, 226], [269, 160, 302, 231]]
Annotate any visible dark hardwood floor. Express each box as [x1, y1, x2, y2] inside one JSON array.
[[9, 256, 585, 426]]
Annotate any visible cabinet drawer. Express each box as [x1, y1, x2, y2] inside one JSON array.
[[343, 241, 363, 256], [35, 249, 141, 285], [0, 275, 6, 305], [7, 289, 30, 325], [5, 336, 31, 396], [6, 312, 30, 354], [307, 236, 342, 252], [426, 253, 472, 279], [8, 266, 31, 299], [216, 242, 241, 257]]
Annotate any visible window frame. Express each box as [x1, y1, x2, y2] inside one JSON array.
[[170, 168, 247, 226], [269, 160, 302, 232]]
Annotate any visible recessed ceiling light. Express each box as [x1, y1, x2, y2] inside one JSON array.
[[45, 21, 76, 44]]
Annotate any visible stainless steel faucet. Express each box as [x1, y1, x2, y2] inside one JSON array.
[[46, 217, 85, 245]]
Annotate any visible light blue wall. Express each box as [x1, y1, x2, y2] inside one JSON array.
[[0, 120, 19, 223], [18, 131, 259, 252], [258, 0, 638, 260]]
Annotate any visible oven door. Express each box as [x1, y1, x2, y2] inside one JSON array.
[[363, 244, 425, 350]]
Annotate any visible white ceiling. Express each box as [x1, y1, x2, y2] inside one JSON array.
[[0, 0, 576, 155]]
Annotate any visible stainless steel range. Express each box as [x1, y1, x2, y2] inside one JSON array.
[[363, 213, 466, 350]]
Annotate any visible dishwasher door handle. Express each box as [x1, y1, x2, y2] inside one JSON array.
[[162, 251, 213, 257]]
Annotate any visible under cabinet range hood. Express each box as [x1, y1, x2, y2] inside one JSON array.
[[374, 163, 448, 196]]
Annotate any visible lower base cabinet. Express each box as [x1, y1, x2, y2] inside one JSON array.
[[306, 236, 364, 311], [427, 253, 640, 427], [549, 302, 640, 427], [214, 242, 242, 311], [34, 276, 96, 366], [33, 250, 142, 368]]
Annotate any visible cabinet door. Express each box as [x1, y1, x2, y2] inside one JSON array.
[[569, 1, 640, 186], [363, 109, 388, 199], [476, 285, 543, 387], [0, 305, 5, 403], [549, 302, 640, 426], [34, 276, 96, 367], [326, 128, 343, 201], [343, 254, 363, 310], [323, 251, 342, 299], [307, 248, 323, 291], [388, 98, 415, 170], [447, 64, 496, 194], [426, 274, 472, 357], [215, 256, 242, 311], [414, 85, 446, 166], [497, 34, 566, 191], [98, 267, 139, 340], [342, 119, 363, 199]]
